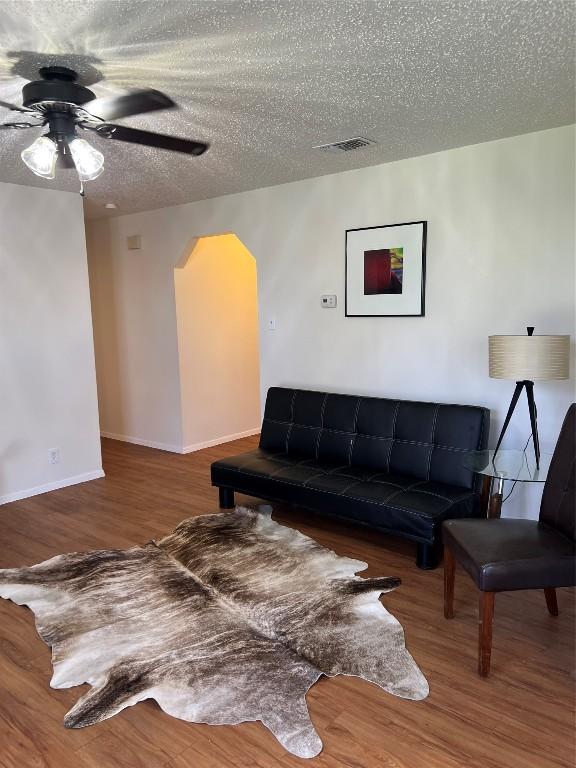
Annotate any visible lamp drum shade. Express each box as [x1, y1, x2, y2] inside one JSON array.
[[489, 335, 570, 381]]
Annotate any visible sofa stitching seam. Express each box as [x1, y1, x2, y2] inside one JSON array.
[[284, 390, 297, 453], [315, 393, 329, 460], [261, 418, 478, 453], [348, 397, 362, 465], [427, 405, 440, 481], [216, 467, 470, 519]]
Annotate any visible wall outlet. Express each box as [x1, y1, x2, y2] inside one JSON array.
[[321, 294, 337, 308], [48, 448, 60, 465]]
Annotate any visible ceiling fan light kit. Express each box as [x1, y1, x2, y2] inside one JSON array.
[[2, 65, 209, 191], [68, 138, 104, 181], [20, 135, 58, 179]]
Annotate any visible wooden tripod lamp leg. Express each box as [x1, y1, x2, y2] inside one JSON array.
[[493, 381, 524, 460], [524, 380, 540, 469], [480, 475, 492, 516]]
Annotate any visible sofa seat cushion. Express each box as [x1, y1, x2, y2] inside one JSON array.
[[211, 450, 478, 543], [212, 449, 292, 476]]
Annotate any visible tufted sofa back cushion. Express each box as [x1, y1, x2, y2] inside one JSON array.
[[259, 388, 489, 490]]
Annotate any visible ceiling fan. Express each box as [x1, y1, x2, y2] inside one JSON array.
[[0, 66, 209, 187]]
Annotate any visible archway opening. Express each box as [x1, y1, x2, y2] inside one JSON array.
[[174, 233, 260, 451]]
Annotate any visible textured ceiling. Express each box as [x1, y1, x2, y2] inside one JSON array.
[[0, 0, 573, 219]]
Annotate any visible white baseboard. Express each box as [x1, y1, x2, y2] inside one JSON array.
[[182, 428, 260, 454], [100, 432, 183, 453], [0, 469, 105, 506], [100, 428, 260, 455]]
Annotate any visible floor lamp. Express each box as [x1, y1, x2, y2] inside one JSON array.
[[489, 328, 570, 469]]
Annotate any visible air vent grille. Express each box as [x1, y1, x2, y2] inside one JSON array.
[[313, 137, 377, 153]]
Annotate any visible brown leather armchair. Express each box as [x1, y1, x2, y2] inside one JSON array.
[[442, 403, 575, 676]]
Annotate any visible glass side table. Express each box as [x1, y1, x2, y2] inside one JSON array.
[[462, 449, 553, 518]]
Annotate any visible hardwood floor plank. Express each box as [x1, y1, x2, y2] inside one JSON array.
[[0, 436, 573, 768], [0, 655, 99, 751], [0, 711, 91, 768], [74, 730, 174, 768]]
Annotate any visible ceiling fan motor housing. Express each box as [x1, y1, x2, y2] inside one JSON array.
[[22, 67, 95, 109]]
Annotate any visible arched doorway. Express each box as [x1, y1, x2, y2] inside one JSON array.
[[174, 233, 260, 451]]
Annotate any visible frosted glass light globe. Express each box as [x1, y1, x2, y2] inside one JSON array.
[[69, 138, 104, 181], [21, 136, 57, 179]]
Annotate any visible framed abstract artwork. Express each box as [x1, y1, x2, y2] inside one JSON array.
[[345, 221, 427, 316]]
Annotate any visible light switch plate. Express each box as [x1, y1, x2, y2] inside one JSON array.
[[321, 294, 337, 308]]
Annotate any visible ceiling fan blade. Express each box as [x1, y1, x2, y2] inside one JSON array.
[[0, 122, 37, 129], [87, 123, 208, 156], [83, 89, 176, 121], [0, 100, 34, 113]]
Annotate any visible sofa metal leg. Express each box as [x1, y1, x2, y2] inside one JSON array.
[[416, 540, 442, 570], [218, 487, 235, 509], [444, 545, 456, 618]]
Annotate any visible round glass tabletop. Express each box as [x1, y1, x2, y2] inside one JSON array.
[[462, 449, 552, 482]]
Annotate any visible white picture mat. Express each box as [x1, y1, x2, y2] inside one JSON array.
[[346, 222, 425, 315]]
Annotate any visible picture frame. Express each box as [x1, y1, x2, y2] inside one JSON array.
[[345, 221, 427, 317]]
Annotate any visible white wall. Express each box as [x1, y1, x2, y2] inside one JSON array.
[[86, 125, 575, 518], [0, 182, 103, 504], [86, 220, 183, 451], [175, 234, 260, 451]]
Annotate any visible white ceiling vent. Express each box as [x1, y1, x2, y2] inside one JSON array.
[[313, 137, 377, 153]]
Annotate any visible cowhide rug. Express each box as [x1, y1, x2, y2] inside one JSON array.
[[0, 505, 428, 758]]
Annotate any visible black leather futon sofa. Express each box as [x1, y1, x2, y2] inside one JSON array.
[[211, 387, 490, 569]]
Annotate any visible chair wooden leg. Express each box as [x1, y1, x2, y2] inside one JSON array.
[[444, 545, 456, 619], [478, 591, 495, 677], [544, 587, 559, 616]]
